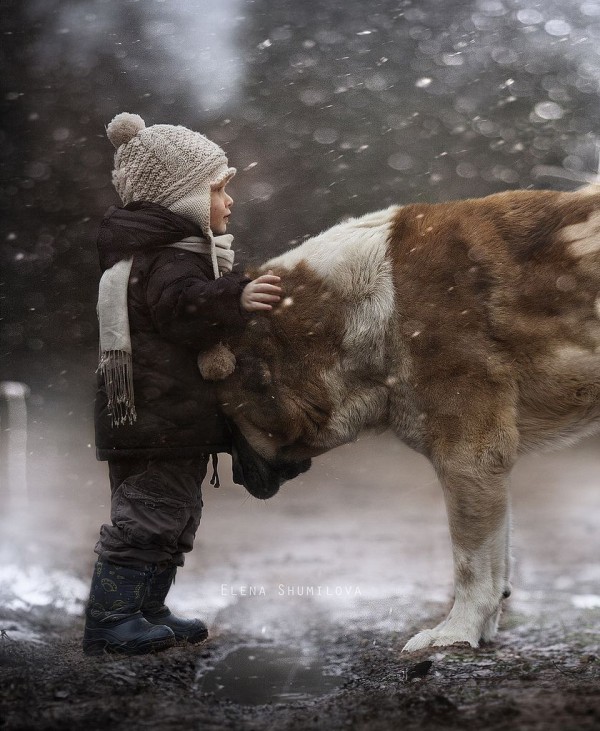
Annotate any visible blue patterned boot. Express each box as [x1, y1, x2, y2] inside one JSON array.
[[142, 565, 208, 643], [83, 560, 176, 655]]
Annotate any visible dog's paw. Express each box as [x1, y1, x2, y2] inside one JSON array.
[[402, 626, 479, 652]]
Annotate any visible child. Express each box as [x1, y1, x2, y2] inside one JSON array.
[[83, 113, 282, 655]]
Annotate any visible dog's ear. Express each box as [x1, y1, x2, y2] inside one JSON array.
[[197, 343, 237, 381]]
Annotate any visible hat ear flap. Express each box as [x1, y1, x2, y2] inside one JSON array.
[[169, 183, 212, 239]]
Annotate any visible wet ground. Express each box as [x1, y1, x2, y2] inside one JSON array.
[[0, 411, 599, 730]]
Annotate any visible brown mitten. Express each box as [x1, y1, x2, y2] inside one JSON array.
[[197, 342, 236, 381]]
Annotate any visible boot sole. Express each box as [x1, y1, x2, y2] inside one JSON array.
[[83, 635, 177, 656], [143, 616, 209, 644], [175, 629, 209, 644]]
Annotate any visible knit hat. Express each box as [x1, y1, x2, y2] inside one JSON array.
[[106, 112, 236, 247]]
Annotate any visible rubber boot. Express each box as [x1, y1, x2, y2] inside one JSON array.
[[142, 565, 208, 643], [82, 560, 176, 656]]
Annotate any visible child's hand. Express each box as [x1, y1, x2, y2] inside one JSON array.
[[241, 271, 282, 312]]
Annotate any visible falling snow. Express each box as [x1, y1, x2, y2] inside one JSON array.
[[1, 4, 600, 721]]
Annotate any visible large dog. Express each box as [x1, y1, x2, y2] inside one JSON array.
[[215, 187, 600, 651]]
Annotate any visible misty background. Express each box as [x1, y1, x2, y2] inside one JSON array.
[[1, 0, 599, 627]]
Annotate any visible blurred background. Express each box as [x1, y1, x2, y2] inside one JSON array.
[[1, 0, 599, 635]]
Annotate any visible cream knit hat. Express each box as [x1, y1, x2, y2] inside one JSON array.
[[106, 112, 236, 243]]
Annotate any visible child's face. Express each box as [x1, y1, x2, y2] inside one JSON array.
[[210, 183, 233, 235]]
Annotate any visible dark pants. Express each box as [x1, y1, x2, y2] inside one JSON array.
[[95, 457, 209, 571]]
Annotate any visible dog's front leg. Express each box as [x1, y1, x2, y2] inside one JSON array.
[[403, 467, 512, 652]]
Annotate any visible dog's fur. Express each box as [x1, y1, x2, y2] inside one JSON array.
[[217, 187, 600, 651]]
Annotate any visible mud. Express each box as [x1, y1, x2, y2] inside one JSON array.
[[1, 609, 599, 730], [1, 425, 599, 729]]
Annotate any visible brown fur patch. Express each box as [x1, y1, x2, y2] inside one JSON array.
[[388, 190, 600, 458]]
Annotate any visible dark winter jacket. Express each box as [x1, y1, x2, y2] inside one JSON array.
[[94, 201, 251, 461]]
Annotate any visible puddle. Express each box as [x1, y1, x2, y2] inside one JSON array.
[[197, 645, 345, 705]]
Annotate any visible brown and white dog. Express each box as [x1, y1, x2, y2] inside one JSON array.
[[216, 187, 600, 651]]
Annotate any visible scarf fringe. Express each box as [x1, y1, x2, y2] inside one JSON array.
[[98, 349, 137, 427], [97, 238, 233, 429]]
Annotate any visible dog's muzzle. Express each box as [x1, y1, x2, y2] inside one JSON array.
[[229, 420, 311, 499]]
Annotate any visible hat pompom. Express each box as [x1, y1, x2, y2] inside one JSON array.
[[106, 112, 146, 149]]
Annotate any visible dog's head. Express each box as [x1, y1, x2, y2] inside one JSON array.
[[219, 333, 322, 499], [217, 266, 352, 496], [219, 315, 334, 463]]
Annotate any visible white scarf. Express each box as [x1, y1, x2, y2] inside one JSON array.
[[97, 234, 234, 426]]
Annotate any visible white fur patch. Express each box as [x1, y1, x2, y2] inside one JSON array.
[[262, 208, 399, 450], [265, 207, 399, 369], [574, 183, 600, 197], [562, 210, 600, 257], [554, 344, 591, 362], [265, 206, 399, 289]]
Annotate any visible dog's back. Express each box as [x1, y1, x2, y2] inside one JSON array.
[[388, 189, 600, 455]]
